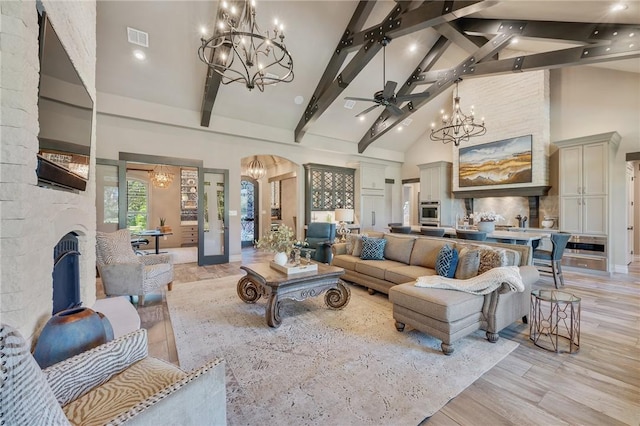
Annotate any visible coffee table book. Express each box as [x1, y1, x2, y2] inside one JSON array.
[[269, 261, 318, 275]]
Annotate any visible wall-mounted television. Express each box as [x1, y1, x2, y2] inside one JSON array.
[[36, 11, 93, 192]]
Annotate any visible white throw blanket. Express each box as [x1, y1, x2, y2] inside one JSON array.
[[415, 266, 525, 295]]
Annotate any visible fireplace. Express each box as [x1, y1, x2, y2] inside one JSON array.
[[52, 232, 82, 314]]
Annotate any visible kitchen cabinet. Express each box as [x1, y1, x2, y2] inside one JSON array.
[[418, 162, 453, 226], [556, 133, 619, 236], [359, 163, 385, 191], [361, 194, 386, 232], [304, 163, 355, 225]]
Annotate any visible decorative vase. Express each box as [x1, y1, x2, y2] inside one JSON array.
[[32, 307, 112, 368], [273, 251, 288, 266], [477, 220, 495, 233]]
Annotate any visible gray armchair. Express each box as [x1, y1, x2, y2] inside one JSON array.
[[1, 324, 226, 425], [96, 229, 174, 306], [301, 222, 336, 263]]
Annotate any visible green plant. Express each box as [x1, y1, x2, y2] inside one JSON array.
[[255, 224, 296, 253], [159, 217, 166, 226]]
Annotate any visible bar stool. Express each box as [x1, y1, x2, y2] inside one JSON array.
[[390, 226, 412, 234], [533, 232, 571, 288], [421, 227, 446, 237]]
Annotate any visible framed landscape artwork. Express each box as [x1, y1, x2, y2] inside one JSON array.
[[459, 135, 533, 187]]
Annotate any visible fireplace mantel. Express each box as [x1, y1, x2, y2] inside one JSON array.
[[453, 186, 551, 199]]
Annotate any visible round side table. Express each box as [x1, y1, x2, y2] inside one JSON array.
[[530, 289, 580, 353]]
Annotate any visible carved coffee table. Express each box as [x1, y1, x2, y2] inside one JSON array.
[[237, 262, 350, 328]]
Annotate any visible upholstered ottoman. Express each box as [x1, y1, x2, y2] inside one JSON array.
[[389, 284, 486, 355]]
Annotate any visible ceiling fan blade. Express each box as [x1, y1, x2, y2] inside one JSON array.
[[382, 81, 398, 99], [386, 104, 404, 116], [345, 96, 377, 102], [356, 104, 380, 118], [396, 91, 430, 102]]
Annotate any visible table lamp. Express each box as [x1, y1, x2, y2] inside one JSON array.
[[335, 208, 354, 242]]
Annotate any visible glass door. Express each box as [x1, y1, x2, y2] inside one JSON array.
[[96, 159, 126, 232], [240, 177, 259, 248], [198, 168, 229, 265]]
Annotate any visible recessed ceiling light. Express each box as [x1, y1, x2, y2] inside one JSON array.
[[294, 95, 304, 105], [359, 116, 365, 122], [397, 126, 403, 132], [199, 26, 208, 36], [611, 3, 627, 12], [409, 43, 417, 52], [133, 50, 146, 61], [511, 38, 519, 44]]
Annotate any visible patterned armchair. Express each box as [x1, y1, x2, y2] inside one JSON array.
[[96, 229, 174, 306], [0, 324, 226, 425]]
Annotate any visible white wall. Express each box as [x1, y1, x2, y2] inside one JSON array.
[[96, 111, 403, 261], [0, 1, 96, 339], [550, 66, 640, 271]]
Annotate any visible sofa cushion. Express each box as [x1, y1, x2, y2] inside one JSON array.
[[360, 237, 387, 260], [409, 238, 449, 269], [331, 254, 359, 271], [455, 247, 480, 279], [385, 265, 437, 284], [435, 244, 458, 278], [383, 234, 416, 264], [389, 283, 485, 323], [478, 247, 508, 274], [355, 259, 405, 280], [456, 242, 521, 267], [346, 234, 363, 256], [62, 357, 187, 425]]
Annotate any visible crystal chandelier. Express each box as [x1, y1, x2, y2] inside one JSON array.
[[149, 165, 175, 189], [430, 79, 486, 147], [198, 0, 294, 91], [245, 158, 266, 180]]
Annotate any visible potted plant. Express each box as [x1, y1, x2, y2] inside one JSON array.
[[475, 211, 505, 233], [158, 217, 172, 233], [255, 224, 297, 266]]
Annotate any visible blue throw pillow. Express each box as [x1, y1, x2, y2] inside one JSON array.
[[435, 244, 459, 278], [360, 237, 387, 260]]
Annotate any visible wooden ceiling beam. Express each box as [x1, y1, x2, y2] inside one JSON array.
[[434, 21, 487, 54], [357, 33, 513, 153], [200, 0, 244, 128], [458, 18, 640, 44], [294, 1, 417, 142]]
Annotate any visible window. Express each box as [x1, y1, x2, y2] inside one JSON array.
[[127, 179, 148, 232]]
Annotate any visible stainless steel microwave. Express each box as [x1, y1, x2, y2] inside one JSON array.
[[420, 201, 440, 225]]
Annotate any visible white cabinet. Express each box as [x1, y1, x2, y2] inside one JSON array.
[[556, 135, 618, 236], [357, 162, 386, 192], [361, 195, 386, 232], [418, 162, 451, 202]]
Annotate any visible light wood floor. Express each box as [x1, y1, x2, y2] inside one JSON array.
[[98, 251, 640, 425]]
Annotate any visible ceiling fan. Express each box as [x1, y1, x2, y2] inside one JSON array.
[[345, 38, 429, 118]]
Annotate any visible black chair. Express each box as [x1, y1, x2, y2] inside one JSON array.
[[390, 226, 412, 234], [455, 230, 487, 241], [533, 232, 571, 288], [420, 227, 446, 237], [130, 237, 149, 255]]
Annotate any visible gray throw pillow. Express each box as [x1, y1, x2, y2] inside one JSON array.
[[455, 247, 480, 279]]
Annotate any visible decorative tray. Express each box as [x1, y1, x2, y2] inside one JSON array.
[[269, 262, 318, 275]]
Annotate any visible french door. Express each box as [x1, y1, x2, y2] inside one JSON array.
[[198, 168, 229, 265], [240, 177, 259, 248]]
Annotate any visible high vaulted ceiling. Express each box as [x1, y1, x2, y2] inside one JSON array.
[[96, 1, 640, 155]]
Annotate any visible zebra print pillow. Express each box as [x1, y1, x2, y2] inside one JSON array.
[[0, 324, 70, 425], [44, 328, 148, 407], [96, 229, 139, 265]]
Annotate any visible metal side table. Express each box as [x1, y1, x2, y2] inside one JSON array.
[[530, 289, 580, 353]]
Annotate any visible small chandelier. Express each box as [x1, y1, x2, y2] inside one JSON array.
[[430, 78, 486, 147], [149, 165, 175, 189], [198, 0, 294, 91], [245, 158, 266, 180]]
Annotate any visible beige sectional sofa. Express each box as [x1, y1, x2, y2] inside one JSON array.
[[331, 232, 539, 354]]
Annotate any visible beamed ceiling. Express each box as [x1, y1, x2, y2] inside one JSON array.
[[96, 1, 640, 155]]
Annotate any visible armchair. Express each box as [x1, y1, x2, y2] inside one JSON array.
[[96, 229, 174, 306], [301, 222, 336, 264], [0, 324, 226, 425]]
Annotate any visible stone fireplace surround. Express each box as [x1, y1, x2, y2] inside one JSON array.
[[0, 1, 97, 342]]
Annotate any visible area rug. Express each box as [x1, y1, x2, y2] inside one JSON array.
[[167, 275, 518, 425]]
